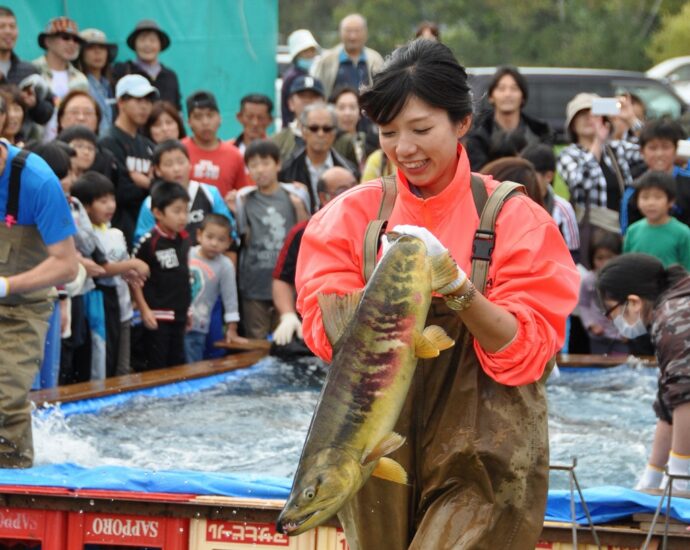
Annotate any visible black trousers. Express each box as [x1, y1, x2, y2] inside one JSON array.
[[141, 320, 186, 371], [97, 285, 121, 378]]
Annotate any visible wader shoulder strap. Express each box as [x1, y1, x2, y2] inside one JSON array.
[[470, 179, 526, 294], [5, 148, 29, 228], [362, 174, 397, 282]]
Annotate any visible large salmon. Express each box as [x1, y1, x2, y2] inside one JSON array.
[[277, 234, 460, 536]]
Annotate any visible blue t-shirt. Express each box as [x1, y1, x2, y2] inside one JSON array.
[[0, 143, 76, 245]]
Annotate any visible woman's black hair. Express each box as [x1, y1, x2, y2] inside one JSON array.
[[488, 66, 529, 107], [587, 228, 621, 269], [597, 253, 687, 304], [480, 156, 544, 208], [328, 85, 359, 105], [359, 39, 472, 125], [57, 124, 98, 146]]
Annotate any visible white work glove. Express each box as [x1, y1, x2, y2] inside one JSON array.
[[389, 225, 467, 294], [0, 276, 8, 298], [273, 312, 303, 346]]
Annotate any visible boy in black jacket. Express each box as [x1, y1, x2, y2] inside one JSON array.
[[131, 181, 190, 370]]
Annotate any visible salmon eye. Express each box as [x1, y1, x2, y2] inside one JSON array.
[[303, 487, 316, 500]]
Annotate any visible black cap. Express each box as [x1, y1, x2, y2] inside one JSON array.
[[127, 19, 171, 52], [186, 90, 219, 115], [289, 75, 325, 98]]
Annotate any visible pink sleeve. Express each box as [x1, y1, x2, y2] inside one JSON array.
[[295, 185, 381, 362], [472, 195, 580, 386]]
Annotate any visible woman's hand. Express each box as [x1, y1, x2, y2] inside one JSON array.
[[387, 225, 467, 294]]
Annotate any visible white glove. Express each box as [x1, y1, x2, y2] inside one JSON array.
[[392, 225, 447, 256], [390, 225, 467, 293], [273, 312, 303, 345], [0, 276, 8, 298]]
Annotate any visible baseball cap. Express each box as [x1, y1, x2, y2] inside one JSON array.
[[565, 93, 599, 130], [289, 76, 325, 98], [186, 91, 219, 115], [115, 74, 159, 100]]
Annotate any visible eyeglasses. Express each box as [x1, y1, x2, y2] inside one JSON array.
[[305, 124, 335, 134], [56, 32, 80, 43], [603, 300, 626, 320]]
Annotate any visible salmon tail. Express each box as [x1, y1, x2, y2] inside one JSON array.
[[372, 457, 408, 485], [429, 252, 461, 294], [423, 325, 455, 351]]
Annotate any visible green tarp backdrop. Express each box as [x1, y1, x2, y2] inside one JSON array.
[[13, 0, 278, 138]]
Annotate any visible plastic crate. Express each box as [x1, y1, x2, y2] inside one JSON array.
[[0, 507, 66, 550], [67, 511, 189, 549]]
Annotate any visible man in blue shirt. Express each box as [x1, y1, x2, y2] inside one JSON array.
[[311, 14, 384, 98], [0, 139, 78, 468]]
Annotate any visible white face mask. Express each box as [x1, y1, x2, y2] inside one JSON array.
[[613, 302, 647, 339]]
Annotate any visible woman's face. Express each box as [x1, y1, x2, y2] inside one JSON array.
[[490, 75, 523, 115], [379, 95, 470, 198], [4, 102, 23, 138], [592, 247, 616, 272], [149, 111, 180, 143], [60, 95, 98, 132], [572, 109, 599, 142], [334, 92, 359, 134], [83, 44, 108, 71]]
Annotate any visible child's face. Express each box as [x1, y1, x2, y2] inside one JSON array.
[[153, 198, 188, 234], [155, 149, 190, 186], [641, 138, 676, 173], [246, 155, 280, 189], [86, 194, 116, 225], [592, 247, 616, 272], [637, 187, 672, 224], [188, 108, 221, 143], [197, 222, 231, 258], [69, 139, 96, 173]]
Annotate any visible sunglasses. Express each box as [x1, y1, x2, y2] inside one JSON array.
[[56, 32, 80, 43], [305, 124, 335, 134]]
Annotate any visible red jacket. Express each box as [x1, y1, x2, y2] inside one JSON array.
[[295, 145, 580, 386]]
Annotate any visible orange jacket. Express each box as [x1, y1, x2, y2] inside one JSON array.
[[295, 145, 580, 386]]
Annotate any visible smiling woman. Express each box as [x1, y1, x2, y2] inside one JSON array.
[[294, 39, 579, 550]]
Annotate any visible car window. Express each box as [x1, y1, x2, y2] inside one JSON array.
[[669, 64, 690, 82], [612, 80, 683, 119], [523, 77, 611, 123]]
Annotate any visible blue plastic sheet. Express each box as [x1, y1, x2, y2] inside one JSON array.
[[0, 465, 688, 524]]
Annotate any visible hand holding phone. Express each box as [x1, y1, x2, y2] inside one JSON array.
[[591, 97, 621, 116]]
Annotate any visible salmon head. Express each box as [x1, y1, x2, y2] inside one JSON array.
[[276, 447, 362, 536]]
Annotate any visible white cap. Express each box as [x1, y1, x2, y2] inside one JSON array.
[[288, 29, 319, 61], [115, 74, 159, 99]]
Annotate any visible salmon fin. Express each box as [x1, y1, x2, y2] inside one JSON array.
[[414, 330, 441, 359], [317, 290, 363, 349], [372, 457, 408, 485], [362, 432, 406, 465], [423, 325, 455, 351], [430, 252, 460, 294]]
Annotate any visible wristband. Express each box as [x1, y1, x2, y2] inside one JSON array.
[[0, 276, 9, 298]]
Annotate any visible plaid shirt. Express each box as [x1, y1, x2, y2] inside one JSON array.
[[557, 140, 641, 209]]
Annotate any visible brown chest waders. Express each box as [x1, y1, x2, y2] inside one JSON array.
[[0, 149, 54, 468], [338, 175, 552, 549]]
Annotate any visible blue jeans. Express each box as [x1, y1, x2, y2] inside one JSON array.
[[185, 331, 207, 364]]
